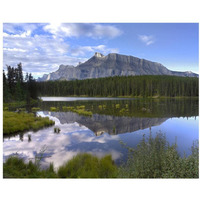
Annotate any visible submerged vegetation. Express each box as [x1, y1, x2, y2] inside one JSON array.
[[3, 133, 199, 178], [3, 111, 55, 135]]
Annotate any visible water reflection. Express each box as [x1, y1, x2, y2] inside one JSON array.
[[3, 98, 199, 169], [46, 111, 168, 136], [3, 118, 123, 169], [3, 110, 198, 169]]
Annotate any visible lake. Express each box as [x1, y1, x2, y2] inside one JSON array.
[[3, 97, 199, 170]]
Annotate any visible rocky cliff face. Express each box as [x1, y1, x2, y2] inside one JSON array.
[[38, 52, 198, 81]]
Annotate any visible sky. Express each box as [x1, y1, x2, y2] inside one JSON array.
[[3, 23, 199, 78]]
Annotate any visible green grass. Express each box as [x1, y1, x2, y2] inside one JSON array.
[[3, 107, 9, 111], [3, 111, 55, 135], [3, 99, 38, 109]]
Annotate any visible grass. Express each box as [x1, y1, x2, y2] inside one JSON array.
[[3, 99, 38, 109], [3, 111, 55, 135]]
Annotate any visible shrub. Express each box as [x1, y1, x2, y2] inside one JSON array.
[[117, 133, 199, 178], [3, 156, 57, 178], [58, 153, 117, 178]]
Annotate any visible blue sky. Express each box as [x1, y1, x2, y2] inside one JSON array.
[[3, 23, 199, 78]]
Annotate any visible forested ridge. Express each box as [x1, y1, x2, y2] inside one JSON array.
[[37, 75, 199, 97]]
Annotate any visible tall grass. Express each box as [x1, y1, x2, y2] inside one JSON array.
[[3, 111, 55, 135]]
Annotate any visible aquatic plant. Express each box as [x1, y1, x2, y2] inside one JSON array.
[[62, 105, 92, 116], [31, 107, 40, 112], [74, 109, 92, 116], [115, 104, 120, 109], [54, 127, 61, 133], [76, 105, 85, 109], [98, 105, 103, 109], [50, 107, 57, 111]]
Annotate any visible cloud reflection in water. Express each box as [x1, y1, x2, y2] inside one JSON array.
[[3, 114, 122, 169]]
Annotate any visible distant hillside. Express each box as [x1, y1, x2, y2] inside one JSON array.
[[37, 75, 199, 97], [38, 52, 198, 81]]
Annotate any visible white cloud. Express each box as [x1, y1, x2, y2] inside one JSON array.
[[3, 23, 121, 78], [138, 34, 155, 46], [4, 23, 38, 34], [44, 23, 122, 39], [3, 32, 74, 77], [3, 47, 26, 52], [71, 44, 119, 56]]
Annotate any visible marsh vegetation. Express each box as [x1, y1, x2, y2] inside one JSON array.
[[3, 111, 55, 135]]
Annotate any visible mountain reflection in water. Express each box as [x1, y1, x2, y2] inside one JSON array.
[[45, 111, 168, 136]]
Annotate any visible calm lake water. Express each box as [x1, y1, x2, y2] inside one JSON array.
[[3, 97, 199, 169]]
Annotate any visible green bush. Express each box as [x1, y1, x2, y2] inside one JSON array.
[[3, 156, 57, 178], [57, 153, 117, 178], [4, 154, 117, 178], [117, 133, 199, 178]]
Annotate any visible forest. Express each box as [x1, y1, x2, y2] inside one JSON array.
[[37, 75, 199, 97], [3, 63, 38, 103], [3, 63, 199, 101]]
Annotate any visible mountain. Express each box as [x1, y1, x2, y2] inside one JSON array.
[[38, 52, 198, 81]]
